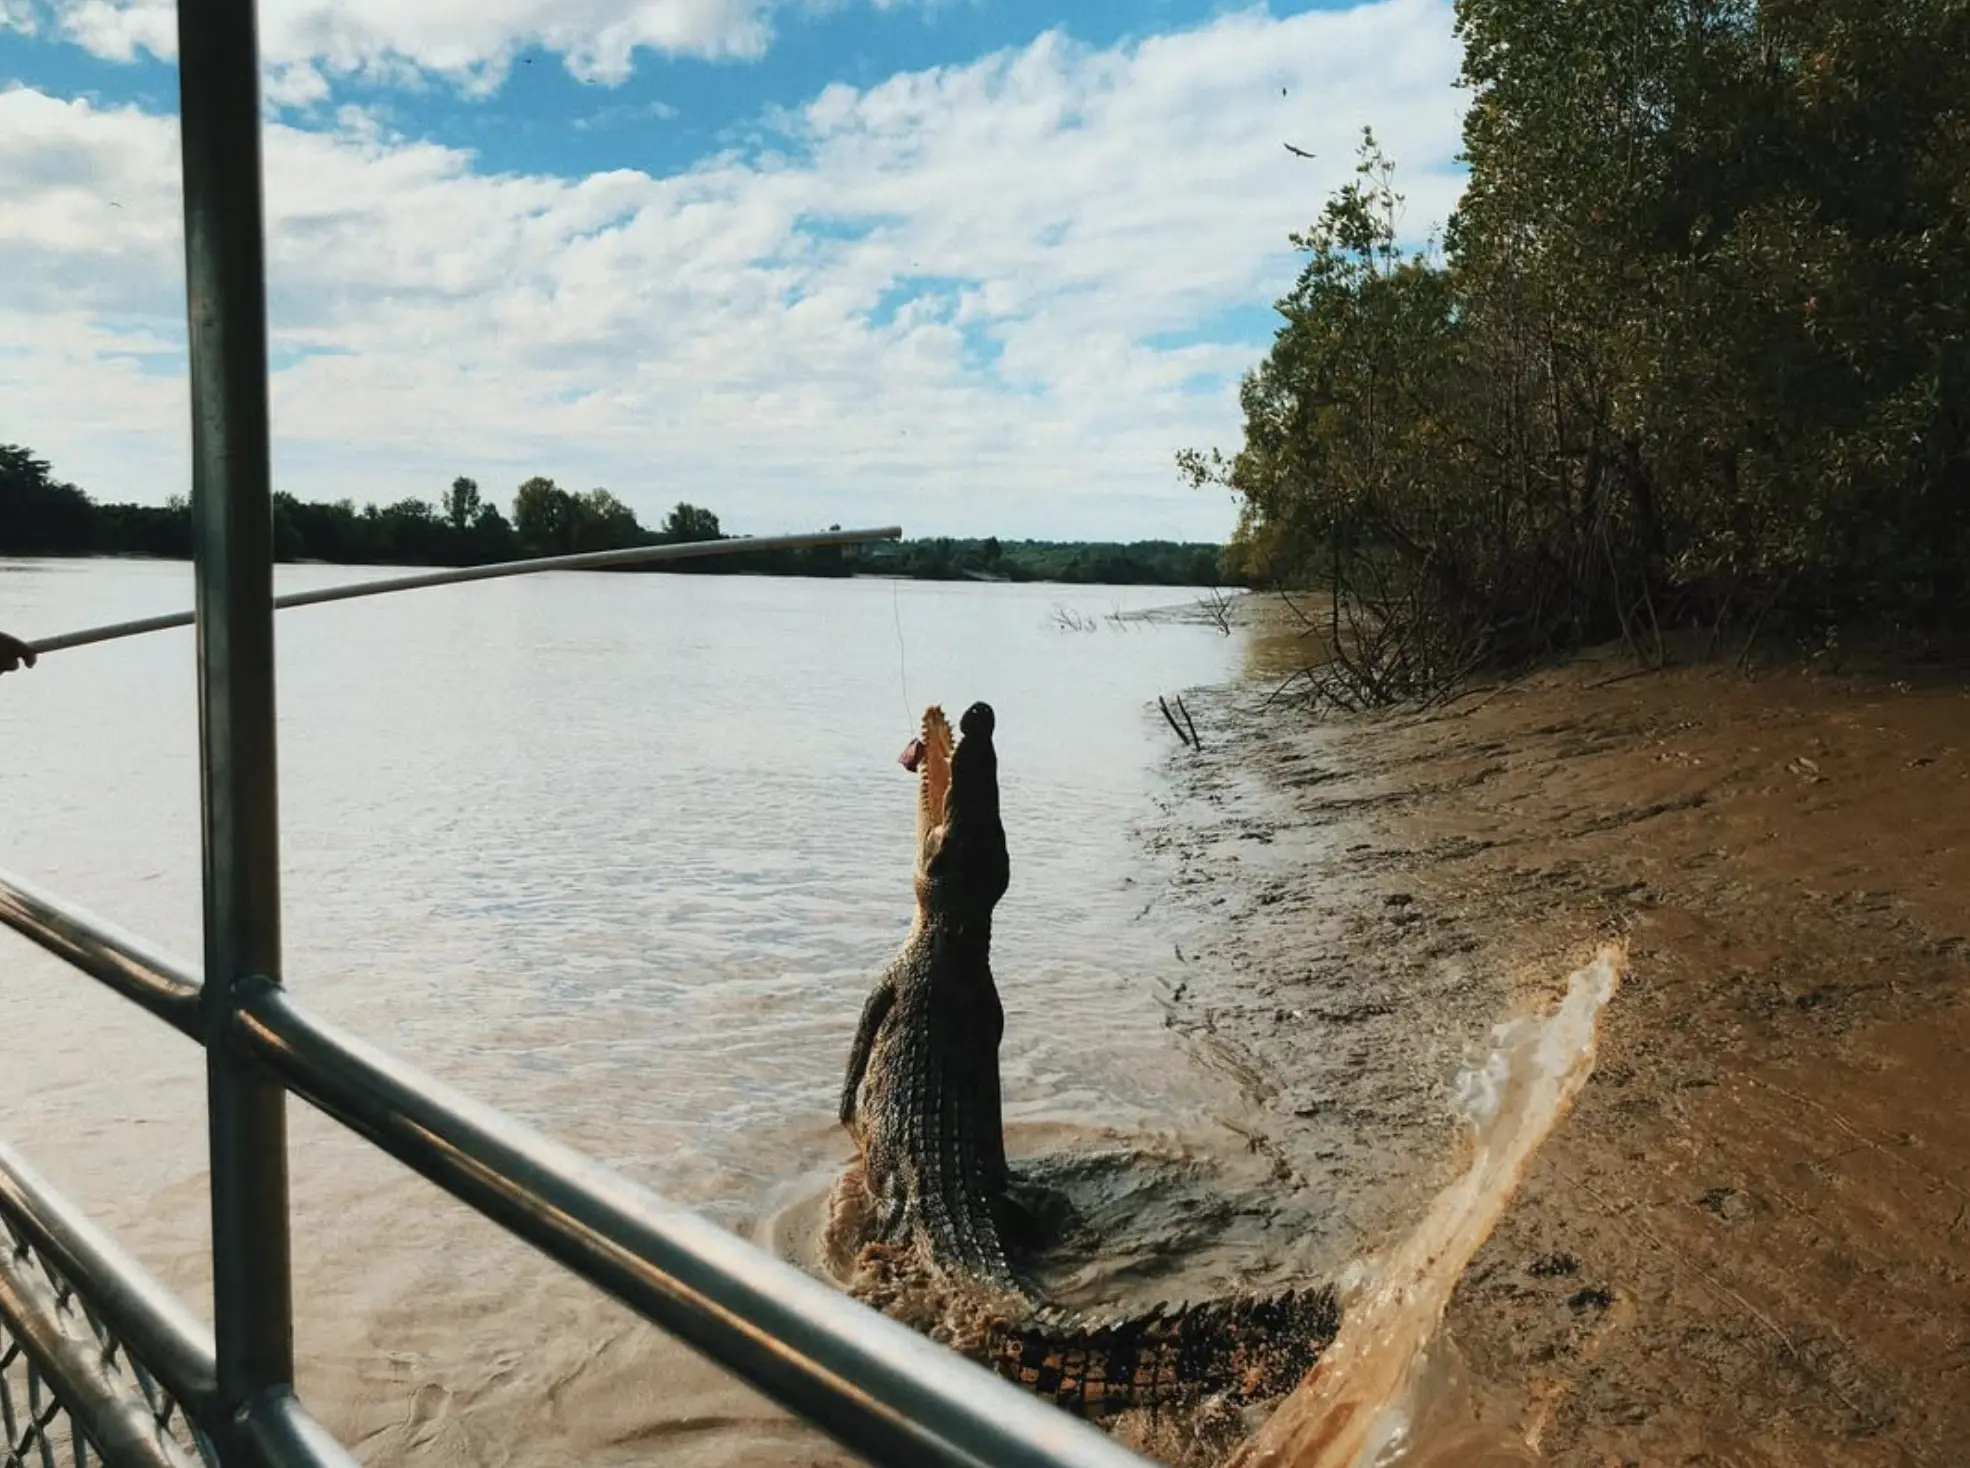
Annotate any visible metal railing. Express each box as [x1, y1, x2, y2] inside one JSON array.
[[0, 0, 1164, 1463], [0, 1140, 219, 1468], [0, 875, 1152, 1468]]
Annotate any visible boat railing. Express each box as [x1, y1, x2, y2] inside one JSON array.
[[0, 0, 1161, 1463], [0, 872, 1153, 1468]]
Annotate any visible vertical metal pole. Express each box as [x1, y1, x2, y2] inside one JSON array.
[[174, 0, 295, 1443]]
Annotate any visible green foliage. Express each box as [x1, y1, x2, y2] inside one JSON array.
[[661, 502, 722, 543], [1, 445, 110, 554], [512, 475, 575, 552], [1192, 0, 1970, 701], [443, 476, 481, 533], [862, 537, 1226, 586]]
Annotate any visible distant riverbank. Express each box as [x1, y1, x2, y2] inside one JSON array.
[[2, 442, 1231, 588]]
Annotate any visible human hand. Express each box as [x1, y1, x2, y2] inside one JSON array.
[[0, 632, 37, 676]]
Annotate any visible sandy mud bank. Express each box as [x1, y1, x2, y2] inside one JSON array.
[[1148, 642, 1969, 1467]]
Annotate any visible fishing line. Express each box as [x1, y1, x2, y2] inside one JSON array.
[[891, 574, 913, 725]]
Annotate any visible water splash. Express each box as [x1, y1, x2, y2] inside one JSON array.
[[1229, 944, 1627, 1468]]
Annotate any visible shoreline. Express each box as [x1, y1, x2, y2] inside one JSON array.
[[1146, 645, 1970, 1465]]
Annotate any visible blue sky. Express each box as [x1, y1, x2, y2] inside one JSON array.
[[0, 0, 1469, 540]]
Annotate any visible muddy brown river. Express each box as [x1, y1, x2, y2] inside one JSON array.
[[3, 559, 1404, 1466]]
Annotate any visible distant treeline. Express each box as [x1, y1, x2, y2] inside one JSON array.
[[863, 536, 1223, 587], [0, 445, 1229, 587]]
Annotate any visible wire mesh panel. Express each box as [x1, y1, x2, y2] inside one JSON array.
[[0, 1223, 216, 1468], [0, 1337, 82, 1468]]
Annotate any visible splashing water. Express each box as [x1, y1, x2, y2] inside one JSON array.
[[1229, 944, 1627, 1468]]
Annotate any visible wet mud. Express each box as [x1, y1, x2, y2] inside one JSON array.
[[1153, 632, 1970, 1467], [1231, 947, 1623, 1468]]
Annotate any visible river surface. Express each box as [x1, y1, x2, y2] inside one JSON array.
[[0, 558, 1329, 1466]]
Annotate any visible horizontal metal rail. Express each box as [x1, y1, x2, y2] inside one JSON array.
[[0, 874, 1156, 1468], [0, 872, 203, 1039], [231, 1391, 360, 1468], [0, 1140, 216, 1421], [0, 1231, 206, 1468], [0, 1142, 355, 1468], [28, 525, 905, 656]]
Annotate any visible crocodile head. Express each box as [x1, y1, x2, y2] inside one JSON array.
[[905, 702, 1009, 924]]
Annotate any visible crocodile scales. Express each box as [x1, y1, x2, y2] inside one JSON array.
[[830, 701, 1339, 1418]]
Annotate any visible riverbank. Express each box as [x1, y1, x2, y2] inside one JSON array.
[[1148, 642, 1970, 1466]]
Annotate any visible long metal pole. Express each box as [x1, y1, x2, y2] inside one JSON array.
[[175, 0, 295, 1445], [26, 525, 904, 656]]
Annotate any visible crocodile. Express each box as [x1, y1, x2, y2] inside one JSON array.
[[830, 700, 1339, 1419]]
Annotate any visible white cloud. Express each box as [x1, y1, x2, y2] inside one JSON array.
[[0, 0, 1469, 539], [573, 98, 681, 130], [264, 61, 334, 110], [44, 0, 843, 86]]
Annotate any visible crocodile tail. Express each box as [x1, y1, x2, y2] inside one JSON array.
[[988, 1286, 1341, 1419]]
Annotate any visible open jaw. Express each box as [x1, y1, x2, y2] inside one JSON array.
[[899, 702, 1003, 910], [903, 706, 958, 878]]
